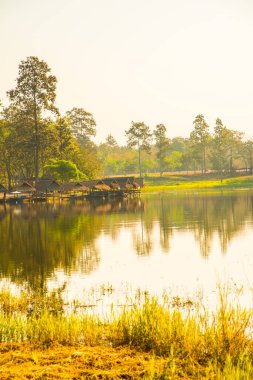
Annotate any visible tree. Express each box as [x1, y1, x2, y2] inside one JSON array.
[[190, 114, 211, 172], [66, 107, 96, 147], [226, 129, 243, 173], [39, 119, 58, 174], [153, 124, 170, 176], [211, 118, 230, 174], [105, 134, 118, 149], [181, 139, 195, 173], [97, 134, 119, 168], [166, 151, 183, 171], [242, 140, 253, 173], [125, 121, 152, 178], [0, 118, 17, 189], [55, 117, 74, 159], [171, 137, 187, 152], [7, 56, 58, 182], [44, 159, 87, 181], [76, 146, 103, 179]]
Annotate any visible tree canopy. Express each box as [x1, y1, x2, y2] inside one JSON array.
[[7, 56, 58, 181], [0, 57, 252, 187], [125, 121, 152, 177]]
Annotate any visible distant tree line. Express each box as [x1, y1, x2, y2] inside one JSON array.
[[100, 116, 253, 178], [0, 56, 253, 189]]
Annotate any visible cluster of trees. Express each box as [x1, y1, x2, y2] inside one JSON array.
[[99, 116, 253, 177], [1, 56, 253, 189], [0, 56, 103, 189]]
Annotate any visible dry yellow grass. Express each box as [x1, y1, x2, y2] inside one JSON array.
[[1, 289, 253, 378], [0, 343, 168, 380]]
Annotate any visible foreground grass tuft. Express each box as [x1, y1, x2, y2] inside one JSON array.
[[0, 288, 253, 378]]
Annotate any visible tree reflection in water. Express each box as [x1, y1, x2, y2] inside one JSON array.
[[0, 192, 252, 291], [0, 202, 102, 289]]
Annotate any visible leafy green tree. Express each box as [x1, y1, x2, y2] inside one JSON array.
[[104, 149, 137, 175], [44, 159, 87, 181], [1, 105, 36, 184], [180, 139, 192, 172], [0, 119, 17, 189], [171, 137, 187, 152], [75, 145, 103, 179], [105, 134, 118, 149], [38, 119, 58, 173], [190, 114, 211, 172], [211, 118, 230, 174], [226, 129, 243, 173], [7, 56, 58, 182], [242, 140, 253, 173], [125, 121, 152, 178], [97, 134, 119, 171], [66, 107, 96, 147], [166, 151, 183, 171], [154, 124, 171, 176], [55, 117, 75, 159]]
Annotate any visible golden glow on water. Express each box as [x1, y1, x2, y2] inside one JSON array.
[[1, 192, 253, 307], [52, 223, 253, 308]]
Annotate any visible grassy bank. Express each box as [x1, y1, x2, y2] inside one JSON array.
[[142, 173, 253, 193], [0, 288, 253, 378]]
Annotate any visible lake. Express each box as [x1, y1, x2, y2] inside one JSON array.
[[1, 191, 253, 307]]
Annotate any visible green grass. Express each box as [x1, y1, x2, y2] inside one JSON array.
[[142, 173, 253, 192], [1, 287, 253, 378]]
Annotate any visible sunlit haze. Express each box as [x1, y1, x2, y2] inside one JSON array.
[[1, 0, 253, 144]]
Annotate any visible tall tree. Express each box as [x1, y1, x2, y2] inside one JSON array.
[[153, 124, 170, 176], [1, 105, 35, 184], [7, 56, 58, 182], [166, 151, 183, 171], [66, 107, 96, 147], [125, 121, 152, 178], [211, 118, 230, 174], [55, 117, 74, 159], [105, 134, 118, 149], [0, 118, 17, 189], [190, 114, 211, 172], [39, 119, 58, 174], [181, 138, 194, 173], [171, 137, 188, 152], [226, 129, 243, 173], [242, 140, 253, 174]]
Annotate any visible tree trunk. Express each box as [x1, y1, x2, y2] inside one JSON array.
[[138, 140, 142, 178], [7, 171, 11, 191], [33, 93, 39, 184], [5, 161, 11, 191], [203, 146, 206, 173], [229, 148, 233, 174]]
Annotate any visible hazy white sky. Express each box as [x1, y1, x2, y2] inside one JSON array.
[[1, 0, 253, 144]]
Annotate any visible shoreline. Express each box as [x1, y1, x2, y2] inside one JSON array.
[[142, 174, 253, 193], [0, 289, 253, 378]]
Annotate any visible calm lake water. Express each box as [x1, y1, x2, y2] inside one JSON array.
[[1, 191, 253, 306]]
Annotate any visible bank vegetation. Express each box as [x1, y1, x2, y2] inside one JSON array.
[[0, 287, 253, 379], [1, 56, 253, 191]]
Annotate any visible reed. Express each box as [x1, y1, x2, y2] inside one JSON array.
[[0, 287, 253, 378]]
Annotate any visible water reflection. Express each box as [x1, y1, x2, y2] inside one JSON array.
[[0, 202, 103, 288], [0, 192, 252, 290]]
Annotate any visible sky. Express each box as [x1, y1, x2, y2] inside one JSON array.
[[1, 0, 253, 145]]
